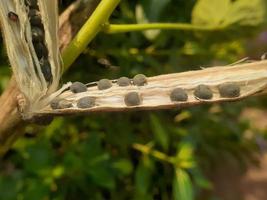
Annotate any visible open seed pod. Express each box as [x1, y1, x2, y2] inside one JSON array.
[[0, 0, 62, 119]]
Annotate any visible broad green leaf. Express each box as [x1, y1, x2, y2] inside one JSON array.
[[192, 0, 267, 28], [150, 114, 169, 151], [192, 0, 231, 27], [173, 168, 193, 200]]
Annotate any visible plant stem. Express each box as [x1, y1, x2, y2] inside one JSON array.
[[62, 0, 121, 70], [104, 23, 221, 34]]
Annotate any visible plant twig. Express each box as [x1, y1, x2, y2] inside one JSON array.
[[103, 23, 221, 34]]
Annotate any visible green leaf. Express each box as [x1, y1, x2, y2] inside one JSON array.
[[150, 114, 169, 151], [192, 0, 231, 27], [135, 156, 154, 195], [192, 0, 267, 28], [173, 168, 193, 200], [112, 158, 133, 176]]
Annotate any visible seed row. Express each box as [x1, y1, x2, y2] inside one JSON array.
[[51, 79, 241, 110], [25, 0, 53, 83]]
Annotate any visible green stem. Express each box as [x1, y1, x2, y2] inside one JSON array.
[[62, 0, 121, 70], [104, 23, 222, 34]]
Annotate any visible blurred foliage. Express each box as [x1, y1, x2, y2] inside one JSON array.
[[1, 0, 267, 199]]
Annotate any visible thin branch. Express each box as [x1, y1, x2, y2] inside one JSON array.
[[62, 0, 121, 70], [103, 23, 221, 34]]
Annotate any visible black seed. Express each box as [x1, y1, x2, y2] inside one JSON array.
[[218, 83, 240, 98], [170, 88, 188, 102], [29, 9, 42, 26], [133, 74, 147, 86], [25, 0, 38, 8], [194, 84, 213, 100], [8, 12, 19, 22], [50, 98, 72, 109], [117, 77, 130, 86], [50, 98, 60, 109], [97, 79, 112, 90], [33, 42, 48, 59], [31, 27, 44, 42], [40, 58, 52, 82], [124, 92, 141, 106], [70, 82, 87, 93], [31, 116, 54, 126], [77, 97, 96, 108]]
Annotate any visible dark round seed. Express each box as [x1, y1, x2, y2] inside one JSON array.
[[25, 0, 38, 8], [34, 42, 48, 59], [29, 9, 42, 26], [124, 92, 141, 106], [8, 12, 19, 22], [117, 77, 130, 86], [218, 83, 240, 98], [133, 74, 147, 86], [70, 82, 87, 93], [170, 88, 188, 102], [40, 58, 52, 82], [51, 99, 72, 109], [31, 27, 44, 42], [77, 97, 96, 108], [31, 116, 54, 126], [194, 84, 213, 100], [97, 79, 112, 90], [50, 98, 60, 109]]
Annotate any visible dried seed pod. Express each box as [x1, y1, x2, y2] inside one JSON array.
[[77, 97, 96, 108], [8, 12, 19, 22], [70, 82, 87, 93], [170, 88, 188, 102], [117, 77, 130, 86], [50, 98, 60, 109], [97, 79, 112, 90], [31, 26, 44, 42], [194, 84, 213, 100], [124, 92, 141, 106], [133, 74, 147, 86], [218, 83, 240, 98]]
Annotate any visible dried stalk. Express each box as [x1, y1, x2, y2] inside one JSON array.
[[0, 0, 100, 155], [36, 60, 267, 116]]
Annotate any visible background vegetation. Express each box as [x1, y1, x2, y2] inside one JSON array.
[[1, 0, 267, 199]]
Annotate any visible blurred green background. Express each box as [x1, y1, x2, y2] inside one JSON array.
[[1, 0, 267, 199]]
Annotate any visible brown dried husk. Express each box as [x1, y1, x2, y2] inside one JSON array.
[[0, 0, 61, 118]]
